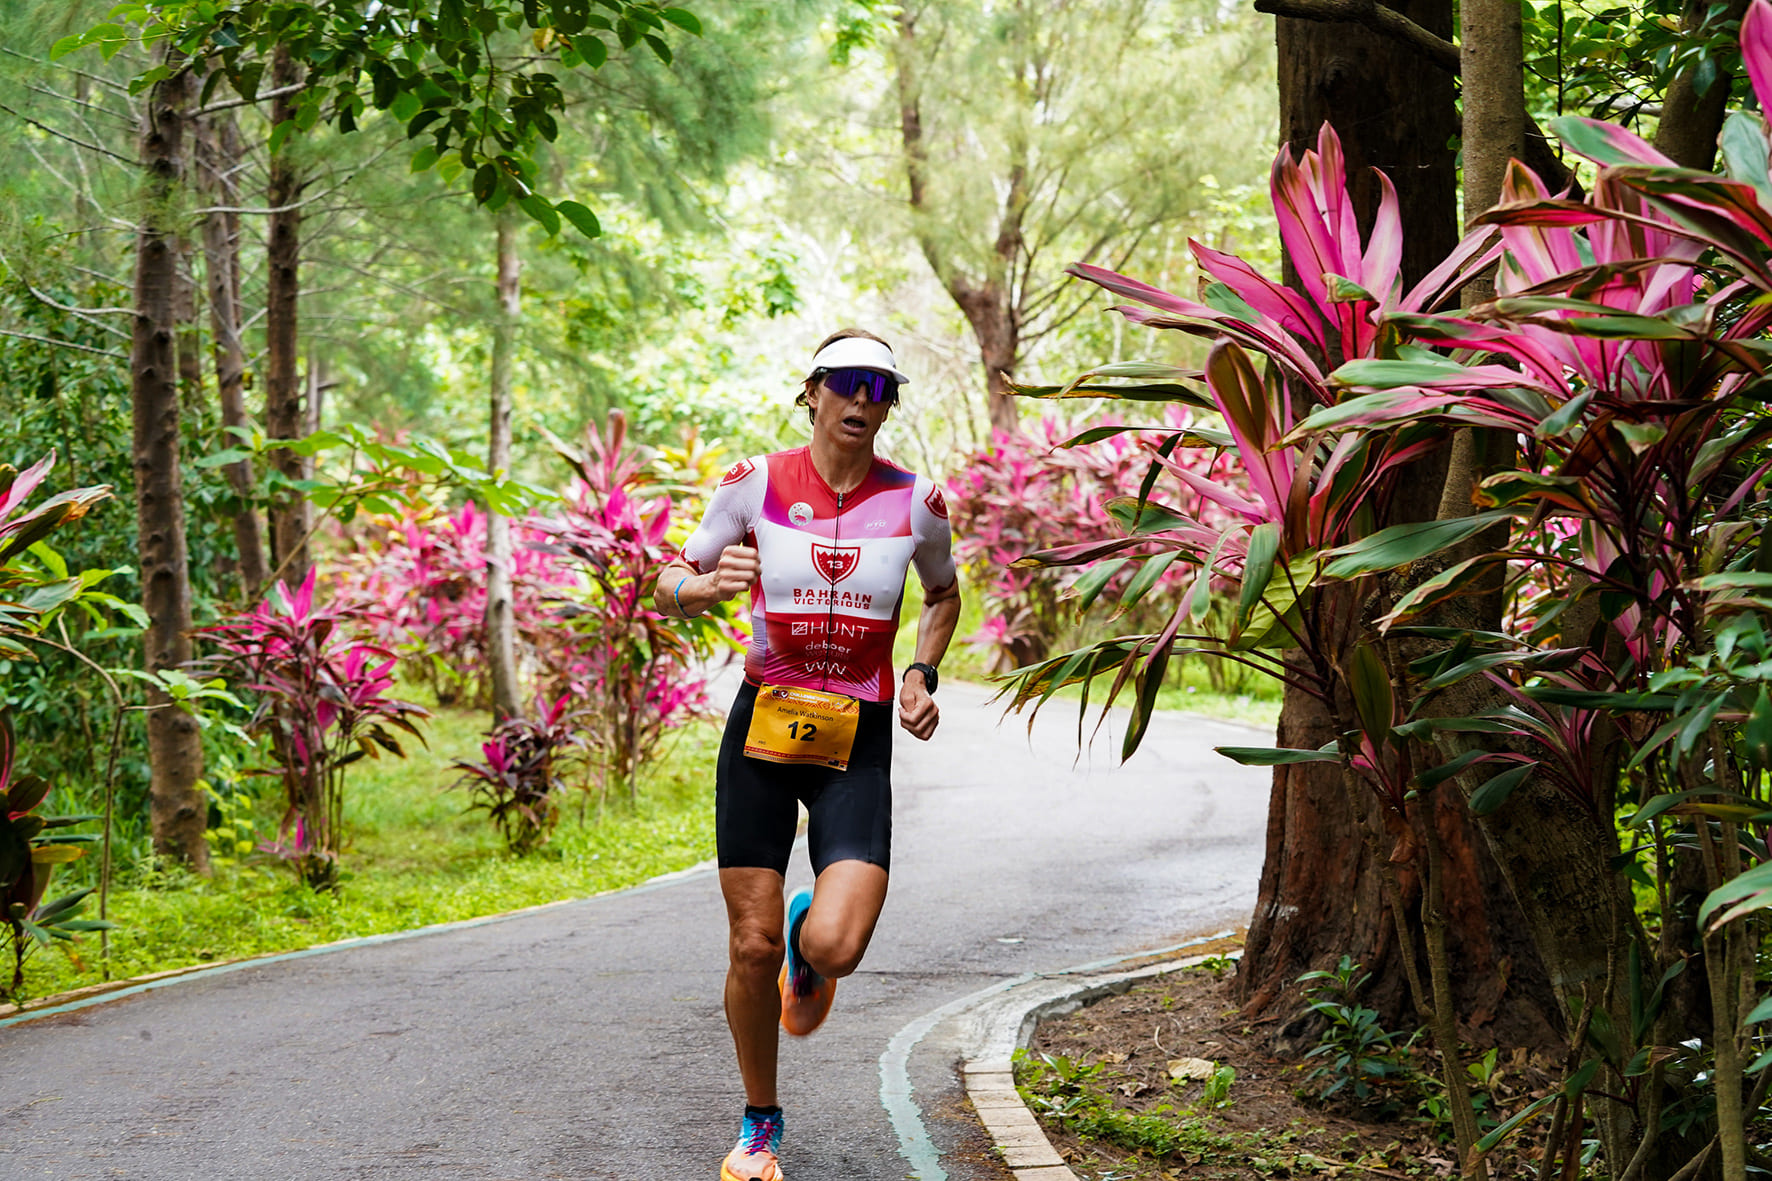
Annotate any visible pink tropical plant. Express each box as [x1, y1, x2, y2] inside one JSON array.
[[0, 451, 113, 658], [204, 570, 429, 889], [449, 691, 587, 853], [947, 410, 1247, 676], [331, 500, 585, 706], [530, 411, 740, 802], [990, 6, 1772, 1170], [0, 717, 110, 1000]]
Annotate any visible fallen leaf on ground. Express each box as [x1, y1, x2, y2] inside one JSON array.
[[1167, 1056, 1217, 1080]]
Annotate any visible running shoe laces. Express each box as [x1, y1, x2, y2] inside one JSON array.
[[741, 1109, 783, 1156], [721, 1108, 784, 1181]]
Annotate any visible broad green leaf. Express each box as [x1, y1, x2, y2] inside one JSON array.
[[1067, 557, 1129, 612], [29, 843, 85, 864], [1415, 749, 1493, 789], [1523, 686, 1677, 710], [1473, 1091, 1559, 1155], [1699, 858, 1772, 930], [1535, 391, 1593, 438], [1469, 763, 1536, 814], [1117, 550, 1181, 615], [1332, 357, 1480, 389], [1377, 554, 1504, 632], [1324, 273, 1377, 303], [1104, 496, 1189, 536], [518, 193, 561, 235], [1346, 643, 1394, 740], [1720, 112, 1772, 204], [661, 7, 703, 34], [1216, 745, 1340, 766], [1236, 523, 1279, 630], [1321, 511, 1514, 580], [556, 200, 602, 240]]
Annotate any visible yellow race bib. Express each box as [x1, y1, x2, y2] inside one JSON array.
[[744, 684, 861, 770]]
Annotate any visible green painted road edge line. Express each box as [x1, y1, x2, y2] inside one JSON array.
[[877, 929, 1237, 1181], [0, 854, 725, 1030]]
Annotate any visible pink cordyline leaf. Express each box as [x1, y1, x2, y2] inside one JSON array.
[[0, 452, 56, 525], [1190, 242, 1327, 351], [1747, 0, 1772, 116], [1556, 117, 1680, 169]]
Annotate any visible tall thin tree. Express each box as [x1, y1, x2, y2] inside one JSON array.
[[485, 210, 523, 721], [196, 109, 268, 600], [131, 56, 209, 871], [264, 43, 308, 589]]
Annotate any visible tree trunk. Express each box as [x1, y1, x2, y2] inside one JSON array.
[[264, 43, 308, 591], [196, 111, 267, 602], [1238, 3, 1560, 1050], [893, 8, 1022, 435], [132, 59, 209, 873], [1459, 0, 1525, 252], [485, 211, 522, 722], [1655, 0, 1753, 169], [954, 286, 1019, 435]]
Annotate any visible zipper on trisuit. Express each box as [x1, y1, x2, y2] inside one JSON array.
[[823, 490, 843, 693]]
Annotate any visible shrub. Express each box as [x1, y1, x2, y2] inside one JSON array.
[[204, 571, 428, 890], [449, 691, 586, 853], [533, 411, 741, 801], [331, 500, 583, 707], [0, 717, 109, 1000], [947, 411, 1246, 675]]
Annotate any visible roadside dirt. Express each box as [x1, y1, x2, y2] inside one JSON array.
[[1021, 961, 1553, 1179]]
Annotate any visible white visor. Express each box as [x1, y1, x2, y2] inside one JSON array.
[[806, 337, 910, 386]]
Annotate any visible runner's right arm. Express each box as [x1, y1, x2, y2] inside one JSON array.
[[656, 547, 759, 617], [654, 457, 767, 618]]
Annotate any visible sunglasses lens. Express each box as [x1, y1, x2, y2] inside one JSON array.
[[824, 368, 896, 402]]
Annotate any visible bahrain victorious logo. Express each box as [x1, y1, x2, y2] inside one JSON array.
[[719, 459, 755, 487], [924, 486, 949, 519], [811, 542, 861, 585]]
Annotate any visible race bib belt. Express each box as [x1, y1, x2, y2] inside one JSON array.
[[744, 684, 861, 769]]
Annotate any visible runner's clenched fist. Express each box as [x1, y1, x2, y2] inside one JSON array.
[[713, 544, 760, 600]]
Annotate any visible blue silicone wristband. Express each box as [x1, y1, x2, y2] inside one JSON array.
[[673, 575, 689, 617]]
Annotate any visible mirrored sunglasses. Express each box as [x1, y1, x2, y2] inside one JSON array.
[[816, 367, 899, 403]]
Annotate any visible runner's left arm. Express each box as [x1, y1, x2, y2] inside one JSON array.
[[899, 480, 961, 740]]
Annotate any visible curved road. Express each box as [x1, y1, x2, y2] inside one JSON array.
[[0, 681, 1270, 1180]]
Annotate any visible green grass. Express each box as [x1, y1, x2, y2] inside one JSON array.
[[14, 707, 721, 1005]]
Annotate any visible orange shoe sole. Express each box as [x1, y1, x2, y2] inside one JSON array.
[[721, 1157, 783, 1181], [778, 962, 836, 1036]]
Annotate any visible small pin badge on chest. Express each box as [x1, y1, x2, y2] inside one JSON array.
[[789, 501, 814, 527]]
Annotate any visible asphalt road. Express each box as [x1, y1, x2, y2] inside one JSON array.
[[0, 680, 1271, 1181]]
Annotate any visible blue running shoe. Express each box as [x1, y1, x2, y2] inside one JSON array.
[[778, 889, 835, 1036], [721, 1107, 784, 1181]]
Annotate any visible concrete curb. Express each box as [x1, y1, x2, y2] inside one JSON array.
[[961, 947, 1241, 1180]]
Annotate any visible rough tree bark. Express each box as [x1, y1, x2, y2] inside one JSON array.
[[1235, 1, 1559, 1051], [132, 59, 209, 872], [195, 110, 268, 601], [1655, 0, 1754, 169], [893, 7, 1023, 434], [484, 211, 522, 722], [264, 43, 309, 591]]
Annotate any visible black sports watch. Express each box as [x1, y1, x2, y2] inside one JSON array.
[[905, 662, 939, 695]]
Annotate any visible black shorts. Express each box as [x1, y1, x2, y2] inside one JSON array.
[[715, 680, 893, 877]]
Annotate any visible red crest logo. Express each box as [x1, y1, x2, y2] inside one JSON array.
[[924, 486, 949, 519], [811, 542, 861, 585], [719, 459, 755, 487]]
